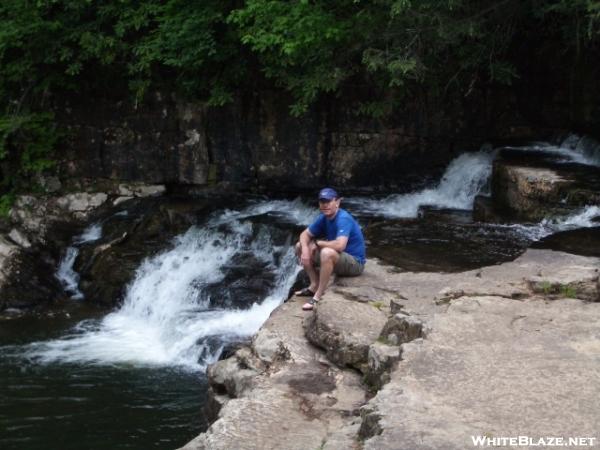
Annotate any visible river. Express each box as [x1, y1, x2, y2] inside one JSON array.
[[0, 136, 599, 449]]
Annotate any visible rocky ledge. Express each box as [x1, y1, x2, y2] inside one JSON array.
[[0, 182, 166, 311], [181, 249, 600, 450]]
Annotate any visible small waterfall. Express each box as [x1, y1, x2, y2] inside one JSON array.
[[55, 223, 103, 299], [501, 205, 600, 241], [27, 200, 313, 371], [348, 150, 495, 218], [55, 248, 84, 300], [560, 134, 600, 166], [506, 135, 600, 167], [74, 223, 102, 244]]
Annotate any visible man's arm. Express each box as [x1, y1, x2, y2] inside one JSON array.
[[299, 228, 315, 266], [315, 236, 348, 253], [299, 228, 314, 248]]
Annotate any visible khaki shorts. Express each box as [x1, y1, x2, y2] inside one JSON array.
[[334, 252, 365, 276], [312, 250, 364, 276]]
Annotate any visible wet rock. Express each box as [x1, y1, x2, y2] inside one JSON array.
[[490, 151, 600, 221], [113, 196, 134, 206], [0, 249, 63, 310], [472, 194, 505, 222], [303, 292, 388, 372], [532, 226, 600, 257], [205, 254, 275, 309]]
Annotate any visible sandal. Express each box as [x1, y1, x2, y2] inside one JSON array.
[[295, 287, 315, 297], [302, 298, 318, 311]]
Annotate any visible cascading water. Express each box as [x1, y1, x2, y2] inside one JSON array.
[[554, 134, 600, 166], [504, 205, 600, 241], [347, 149, 496, 218], [55, 223, 103, 299], [27, 200, 313, 371]]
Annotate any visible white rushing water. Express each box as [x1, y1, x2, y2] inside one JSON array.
[[347, 138, 600, 220], [348, 149, 496, 218], [504, 205, 600, 241], [28, 200, 313, 371], [505, 134, 600, 167], [55, 223, 103, 299]]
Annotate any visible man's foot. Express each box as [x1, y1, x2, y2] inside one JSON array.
[[295, 287, 315, 297], [302, 298, 318, 311]]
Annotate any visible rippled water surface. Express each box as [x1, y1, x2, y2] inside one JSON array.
[[0, 309, 209, 450]]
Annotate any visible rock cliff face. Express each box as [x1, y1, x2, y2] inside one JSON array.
[[54, 88, 540, 194], [182, 250, 600, 450]]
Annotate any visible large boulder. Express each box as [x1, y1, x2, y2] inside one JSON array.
[[303, 291, 388, 372], [488, 150, 600, 221]]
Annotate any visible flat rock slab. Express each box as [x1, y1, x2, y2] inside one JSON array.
[[183, 386, 328, 450], [362, 295, 600, 450]]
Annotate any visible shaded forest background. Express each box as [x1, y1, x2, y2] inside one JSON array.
[[1, 0, 599, 210]]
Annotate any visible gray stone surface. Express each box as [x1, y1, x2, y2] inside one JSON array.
[[303, 291, 389, 371], [362, 295, 600, 450], [181, 298, 367, 450], [183, 249, 600, 450]]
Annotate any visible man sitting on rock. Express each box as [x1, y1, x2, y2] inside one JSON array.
[[295, 187, 366, 310]]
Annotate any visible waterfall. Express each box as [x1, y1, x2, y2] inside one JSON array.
[[505, 135, 600, 167], [55, 223, 103, 299], [27, 200, 313, 371], [347, 149, 496, 218], [506, 205, 600, 241], [559, 134, 600, 166]]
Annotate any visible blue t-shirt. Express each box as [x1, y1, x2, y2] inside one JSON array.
[[308, 208, 366, 264]]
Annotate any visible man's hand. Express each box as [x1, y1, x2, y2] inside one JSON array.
[[300, 248, 312, 266]]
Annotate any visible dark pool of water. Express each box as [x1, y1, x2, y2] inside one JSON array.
[[0, 305, 209, 450], [364, 209, 532, 272]]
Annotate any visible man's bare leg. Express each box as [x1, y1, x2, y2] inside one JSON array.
[[295, 241, 319, 294], [313, 247, 339, 300]]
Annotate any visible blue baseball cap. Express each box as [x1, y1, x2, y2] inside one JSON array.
[[318, 187, 339, 201]]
